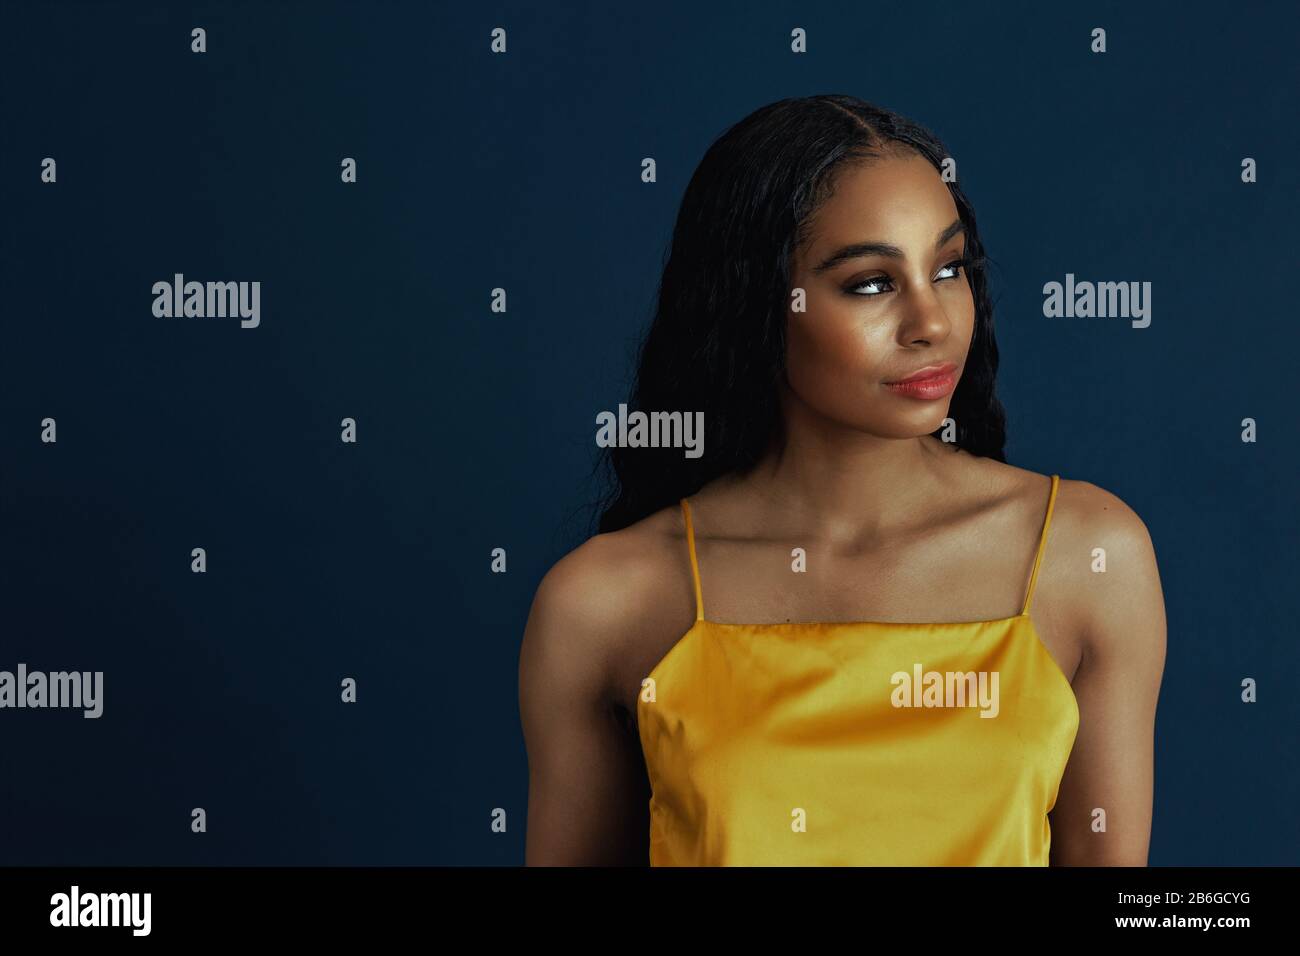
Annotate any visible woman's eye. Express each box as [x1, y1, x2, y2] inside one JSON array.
[[935, 259, 966, 281], [848, 275, 893, 295]]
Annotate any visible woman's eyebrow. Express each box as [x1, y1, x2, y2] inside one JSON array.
[[811, 219, 966, 274]]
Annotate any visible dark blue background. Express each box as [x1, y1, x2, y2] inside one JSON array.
[[1, 0, 1295, 865]]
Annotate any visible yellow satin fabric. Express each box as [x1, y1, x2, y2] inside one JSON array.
[[635, 474, 1079, 866]]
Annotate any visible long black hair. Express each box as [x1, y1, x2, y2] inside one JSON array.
[[594, 94, 1007, 534]]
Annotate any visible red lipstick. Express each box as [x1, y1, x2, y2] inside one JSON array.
[[883, 361, 959, 400]]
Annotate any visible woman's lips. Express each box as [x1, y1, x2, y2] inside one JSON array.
[[883, 364, 958, 400]]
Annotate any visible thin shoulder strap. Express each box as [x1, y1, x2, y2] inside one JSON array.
[[1021, 474, 1060, 616], [680, 498, 704, 621]]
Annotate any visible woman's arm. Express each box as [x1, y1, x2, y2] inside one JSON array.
[[519, 540, 652, 865], [1048, 482, 1167, 865]]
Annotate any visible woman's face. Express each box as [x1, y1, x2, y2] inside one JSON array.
[[784, 150, 975, 439]]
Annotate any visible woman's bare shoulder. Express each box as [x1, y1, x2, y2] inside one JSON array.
[[534, 507, 685, 627], [963, 458, 1164, 656], [1013, 471, 1165, 660], [520, 503, 691, 695], [958, 452, 1151, 535], [973, 457, 1157, 585], [1046, 475, 1155, 576]]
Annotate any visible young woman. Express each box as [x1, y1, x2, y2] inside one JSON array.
[[520, 94, 1166, 866]]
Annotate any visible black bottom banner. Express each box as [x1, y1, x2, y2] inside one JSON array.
[[0, 865, 1284, 941]]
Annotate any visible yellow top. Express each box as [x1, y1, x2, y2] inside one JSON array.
[[636, 473, 1079, 866]]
